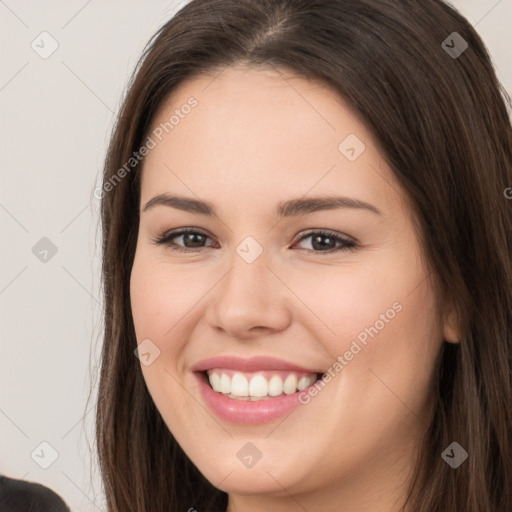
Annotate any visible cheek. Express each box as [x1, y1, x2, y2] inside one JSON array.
[[130, 273, 160, 338], [130, 253, 209, 343], [284, 260, 411, 358], [130, 256, 201, 420], [289, 251, 440, 398]]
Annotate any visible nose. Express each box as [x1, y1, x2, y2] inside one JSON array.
[[205, 249, 292, 340]]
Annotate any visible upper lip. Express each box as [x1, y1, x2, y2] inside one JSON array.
[[192, 355, 323, 374]]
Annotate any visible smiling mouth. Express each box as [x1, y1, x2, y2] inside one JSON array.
[[201, 369, 324, 401]]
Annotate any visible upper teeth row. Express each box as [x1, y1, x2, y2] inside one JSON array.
[[207, 370, 317, 397]]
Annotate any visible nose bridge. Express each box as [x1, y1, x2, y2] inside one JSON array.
[[220, 241, 274, 309], [207, 238, 291, 337]]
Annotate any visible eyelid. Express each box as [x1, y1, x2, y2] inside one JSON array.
[[292, 229, 357, 252], [152, 227, 216, 251], [294, 228, 356, 244], [153, 227, 357, 254]]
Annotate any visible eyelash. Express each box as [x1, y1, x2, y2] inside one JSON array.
[[152, 227, 358, 255]]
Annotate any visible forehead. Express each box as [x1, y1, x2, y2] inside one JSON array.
[[140, 65, 404, 218]]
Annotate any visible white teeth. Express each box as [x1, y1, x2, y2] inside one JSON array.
[[219, 373, 231, 394], [230, 373, 249, 396], [283, 374, 298, 395], [210, 372, 221, 391], [268, 375, 283, 396], [206, 370, 318, 398], [249, 375, 268, 397], [297, 375, 311, 391]]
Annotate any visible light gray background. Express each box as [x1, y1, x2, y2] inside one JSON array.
[[1, 1, 511, 511]]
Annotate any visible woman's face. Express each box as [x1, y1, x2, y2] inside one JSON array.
[[130, 65, 458, 510]]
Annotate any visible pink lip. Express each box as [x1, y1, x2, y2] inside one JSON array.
[[191, 355, 322, 374], [194, 372, 316, 424], [191, 356, 324, 424]]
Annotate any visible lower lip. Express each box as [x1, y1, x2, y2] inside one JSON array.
[[194, 372, 314, 424]]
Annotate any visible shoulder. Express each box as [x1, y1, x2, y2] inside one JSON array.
[[0, 474, 70, 511]]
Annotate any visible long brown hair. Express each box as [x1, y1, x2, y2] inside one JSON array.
[[95, 1, 512, 510]]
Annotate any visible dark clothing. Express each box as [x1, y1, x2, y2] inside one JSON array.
[[0, 475, 70, 512]]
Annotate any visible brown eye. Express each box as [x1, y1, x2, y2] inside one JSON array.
[[292, 230, 357, 254], [154, 228, 216, 252], [153, 228, 357, 255]]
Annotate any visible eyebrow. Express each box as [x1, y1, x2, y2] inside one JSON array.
[[142, 194, 382, 217]]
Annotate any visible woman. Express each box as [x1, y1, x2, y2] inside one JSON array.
[[95, 0, 512, 510]]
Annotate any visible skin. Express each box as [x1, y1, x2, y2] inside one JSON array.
[[130, 64, 460, 512]]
